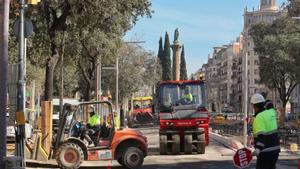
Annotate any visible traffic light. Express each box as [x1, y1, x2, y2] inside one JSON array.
[[27, 0, 41, 5]]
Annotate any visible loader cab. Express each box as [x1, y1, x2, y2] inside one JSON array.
[[158, 80, 206, 112], [132, 97, 153, 109]]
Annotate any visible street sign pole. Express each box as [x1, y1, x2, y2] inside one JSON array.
[[16, 0, 26, 167]]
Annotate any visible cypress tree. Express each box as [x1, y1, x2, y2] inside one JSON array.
[[180, 45, 188, 80], [162, 32, 172, 81], [157, 37, 164, 66]]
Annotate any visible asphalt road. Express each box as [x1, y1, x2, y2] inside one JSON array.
[[28, 126, 298, 169], [78, 126, 298, 169]]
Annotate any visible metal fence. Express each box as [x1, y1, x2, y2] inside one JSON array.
[[211, 121, 300, 145]]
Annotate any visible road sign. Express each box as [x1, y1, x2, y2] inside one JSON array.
[[12, 17, 34, 38], [233, 148, 253, 168]]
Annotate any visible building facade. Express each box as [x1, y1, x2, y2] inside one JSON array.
[[200, 0, 284, 114], [242, 0, 282, 113], [204, 39, 243, 113]]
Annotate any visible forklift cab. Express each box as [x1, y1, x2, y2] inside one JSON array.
[[55, 101, 115, 151]]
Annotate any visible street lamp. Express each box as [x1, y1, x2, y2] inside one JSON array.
[[96, 41, 145, 128], [243, 52, 248, 147]]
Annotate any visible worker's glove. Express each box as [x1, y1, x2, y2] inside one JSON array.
[[252, 149, 260, 156]]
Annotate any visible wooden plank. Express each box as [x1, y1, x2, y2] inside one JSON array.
[[41, 101, 53, 155]]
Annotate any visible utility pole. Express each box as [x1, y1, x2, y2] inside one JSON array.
[[15, 0, 27, 167], [243, 52, 248, 147], [96, 57, 102, 101], [0, 0, 9, 167], [116, 56, 119, 119], [59, 33, 65, 119]]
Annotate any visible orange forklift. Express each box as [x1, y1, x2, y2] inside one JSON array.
[[156, 80, 209, 154], [53, 101, 148, 169]]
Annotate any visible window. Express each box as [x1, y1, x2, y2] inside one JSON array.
[[248, 60, 250, 65], [254, 69, 259, 75], [254, 60, 259, 65]]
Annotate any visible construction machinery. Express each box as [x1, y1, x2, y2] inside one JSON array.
[[53, 101, 148, 169], [156, 80, 209, 155], [128, 96, 154, 127]]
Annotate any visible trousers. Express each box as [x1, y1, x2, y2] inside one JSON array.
[[256, 152, 279, 169]]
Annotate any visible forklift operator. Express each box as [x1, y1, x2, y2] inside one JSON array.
[[85, 106, 101, 147], [87, 106, 100, 128]]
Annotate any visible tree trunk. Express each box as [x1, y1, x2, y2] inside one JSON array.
[[44, 53, 59, 101], [280, 99, 287, 127], [83, 82, 91, 101]]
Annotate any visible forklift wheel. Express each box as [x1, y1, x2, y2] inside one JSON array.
[[56, 142, 84, 169], [122, 147, 144, 169]]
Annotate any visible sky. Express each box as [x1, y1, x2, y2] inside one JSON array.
[[124, 0, 287, 76]]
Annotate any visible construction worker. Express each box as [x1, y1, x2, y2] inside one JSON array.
[[87, 106, 100, 128], [250, 93, 280, 169], [86, 106, 101, 147], [182, 86, 193, 103]]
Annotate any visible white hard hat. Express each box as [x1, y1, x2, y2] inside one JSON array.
[[250, 93, 265, 104]]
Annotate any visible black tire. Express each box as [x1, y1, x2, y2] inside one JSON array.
[[172, 134, 180, 155], [117, 158, 124, 166], [56, 142, 84, 169], [184, 134, 192, 154], [197, 134, 205, 154], [122, 147, 144, 169], [159, 135, 168, 155]]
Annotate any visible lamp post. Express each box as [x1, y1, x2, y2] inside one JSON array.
[[16, 0, 26, 166], [0, 0, 9, 167], [243, 52, 248, 147], [97, 41, 145, 124], [292, 17, 300, 127]]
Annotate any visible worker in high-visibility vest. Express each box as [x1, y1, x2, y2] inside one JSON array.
[[250, 93, 280, 169], [114, 112, 120, 129], [181, 86, 193, 105], [86, 106, 101, 147]]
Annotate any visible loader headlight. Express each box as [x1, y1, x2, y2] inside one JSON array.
[[166, 122, 174, 126], [196, 121, 205, 125]]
